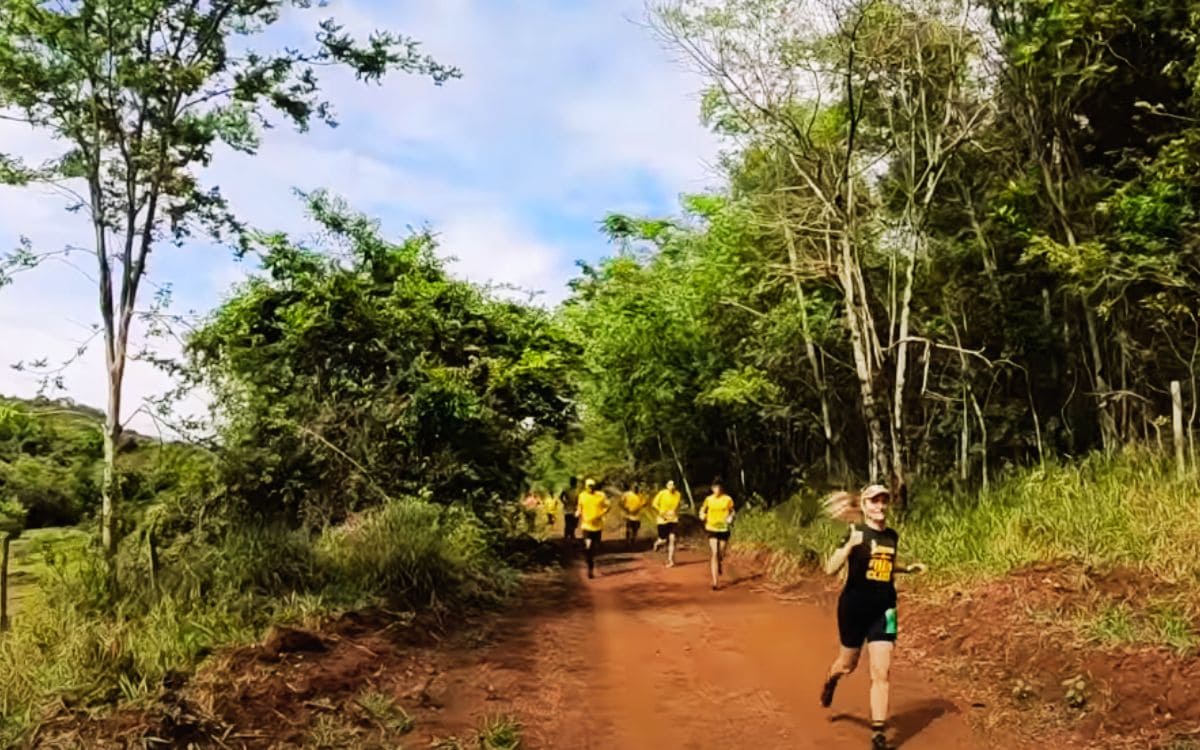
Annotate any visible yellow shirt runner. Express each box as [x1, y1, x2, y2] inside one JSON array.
[[652, 488, 682, 524], [577, 489, 610, 532], [700, 492, 735, 532], [622, 491, 647, 520]]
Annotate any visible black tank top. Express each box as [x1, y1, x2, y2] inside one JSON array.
[[841, 523, 899, 602]]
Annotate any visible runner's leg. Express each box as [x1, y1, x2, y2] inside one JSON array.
[[708, 537, 719, 588], [821, 646, 860, 707], [667, 531, 676, 566], [867, 640, 893, 733]]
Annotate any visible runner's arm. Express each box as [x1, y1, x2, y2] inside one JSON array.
[[824, 525, 862, 575], [896, 562, 927, 574]]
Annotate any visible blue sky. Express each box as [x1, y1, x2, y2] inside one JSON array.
[[0, 0, 722, 430]]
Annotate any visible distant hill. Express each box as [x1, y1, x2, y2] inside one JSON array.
[[1, 394, 158, 445], [0, 394, 188, 528]]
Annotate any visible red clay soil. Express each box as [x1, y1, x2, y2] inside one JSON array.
[[901, 562, 1200, 749], [32, 540, 1030, 750]]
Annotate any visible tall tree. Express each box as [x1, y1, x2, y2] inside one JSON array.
[[0, 0, 457, 563], [655, 0, 988, 493]]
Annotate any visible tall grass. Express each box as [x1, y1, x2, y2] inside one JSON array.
[[736, 449, 1200, 584], [0, 496, 514, 745]]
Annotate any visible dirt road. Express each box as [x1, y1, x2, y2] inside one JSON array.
[[47, 537, 1023, 748], [489, 540, 1008, 750]]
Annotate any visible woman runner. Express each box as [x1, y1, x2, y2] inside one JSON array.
[[698, 480, 735, 590], [651, 480, 682, 567], [819, 484, 926, 750]]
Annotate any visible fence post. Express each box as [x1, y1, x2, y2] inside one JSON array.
[[1172, 380, 1185, 479]]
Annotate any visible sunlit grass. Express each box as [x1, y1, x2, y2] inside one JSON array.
[[738, 449, 1200, 586], [477, 714, 523, 750], [0, 497, 515, 745]]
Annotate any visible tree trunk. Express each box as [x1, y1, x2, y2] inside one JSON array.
[[666, 436, 695, 510], [1082, 298, 1116, 453], [102, 378, 122, 559], [890, 230, 919, 500], [970, 390, 989, 489], [960, 388, 970, 482], [1173, 380, 1185, 480], [838, 234, 888, 481], [783, 225, 835, 476]]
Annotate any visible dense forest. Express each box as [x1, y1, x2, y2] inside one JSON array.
[[557, 0, 1200, 504]]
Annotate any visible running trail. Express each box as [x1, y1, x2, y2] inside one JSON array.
[[490, 540, 1024, 750]]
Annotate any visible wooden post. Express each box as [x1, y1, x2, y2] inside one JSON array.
[[148, 528, 160, 594], [1, 534, 10, 633], [1172, 380, 1185, 479]]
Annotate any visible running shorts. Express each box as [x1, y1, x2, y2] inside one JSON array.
[[657, 522, 677, 539], [837, 591, 897, 648], [706, 529, 731, 541], [584, 529, 602, 543]]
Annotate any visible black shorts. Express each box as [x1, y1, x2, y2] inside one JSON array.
[[706, 529, 731, 541], [583, 529, 602, 543], [564, 513, 578, 534], [625, 519, 641, 530], [837, 591, 897, 648], [656, 522, 677, 539]]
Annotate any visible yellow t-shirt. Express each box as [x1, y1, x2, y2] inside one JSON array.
[[621, 491, 647, 519], [652, 489, 682, 524], [701, 493, 734, 532], [542, 494, 560, 515], [577, 489, 610, 532]]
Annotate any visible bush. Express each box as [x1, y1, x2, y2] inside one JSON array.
[[0, 494, 517, 743], [317, 497, 516, 609]]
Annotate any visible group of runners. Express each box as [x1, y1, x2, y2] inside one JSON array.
[[537, 477, 922, 750], [549, 476, 736, 589]]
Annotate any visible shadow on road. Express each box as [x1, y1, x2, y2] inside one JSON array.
[[831, 698, 958, 747]]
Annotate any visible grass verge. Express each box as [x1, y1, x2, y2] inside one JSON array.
[[0, 496, 515, 746], [737, 449, 1200, 586]]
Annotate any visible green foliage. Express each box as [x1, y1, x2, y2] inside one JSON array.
[[0, 0, 458, 561], [556, 0, 1200, 503], [477, 715, 523, 750], [0, 494, 512, 739], [738, 450, 1200, 589], [0, 497, 26, 538], [356, 689, 415, 734], [189, 194, 576, 525], [0, 397, 216, 530], [316, 497, 515, 609]]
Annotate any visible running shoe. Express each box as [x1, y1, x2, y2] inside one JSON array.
[[819, 675, 839, 708], [870, 731, 888, 750]]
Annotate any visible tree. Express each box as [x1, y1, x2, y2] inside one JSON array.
[[188, 193, 576, 525], [654, 0, 989, 495], [0, 0, 457, 564]]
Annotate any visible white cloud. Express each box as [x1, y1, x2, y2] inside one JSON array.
[[1, 0, 723, 425]]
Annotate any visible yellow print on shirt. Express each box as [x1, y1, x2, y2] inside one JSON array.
[[866, 539, 896, 582]]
